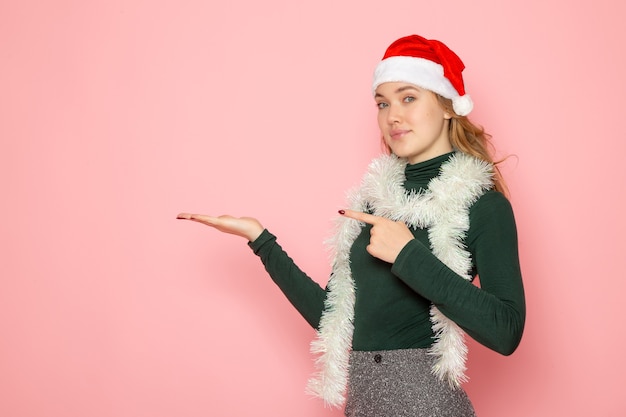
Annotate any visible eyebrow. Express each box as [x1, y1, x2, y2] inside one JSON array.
[[375, 85, 421, 99]]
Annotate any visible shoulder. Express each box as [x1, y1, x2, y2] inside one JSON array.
[[467, 190, 518, 243], [470, 190, 514, 219]]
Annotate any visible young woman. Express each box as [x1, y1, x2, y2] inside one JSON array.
[[178, 34, 525, 417]]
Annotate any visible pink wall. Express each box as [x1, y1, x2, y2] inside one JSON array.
[[2, 1, 625, 416]]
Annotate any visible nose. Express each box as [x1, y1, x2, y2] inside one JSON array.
[[386, 103, 402, 125]]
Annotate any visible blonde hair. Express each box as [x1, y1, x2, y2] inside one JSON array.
[[381, 94, 509, 196], [436, 95, 509, 196]]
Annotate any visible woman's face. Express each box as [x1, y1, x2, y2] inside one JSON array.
[[375, 82, 452, 164]]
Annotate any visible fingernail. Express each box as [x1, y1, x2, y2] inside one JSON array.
[[338, 210, 345, 215]]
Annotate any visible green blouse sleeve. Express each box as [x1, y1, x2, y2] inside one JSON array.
[[248, 229, 327, 329], [391, 191, 526, 355]]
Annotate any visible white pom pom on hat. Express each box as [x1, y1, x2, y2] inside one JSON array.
[[372, 35, 474, 116]]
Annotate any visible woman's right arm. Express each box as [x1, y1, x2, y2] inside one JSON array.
[[177, 213, 326, 329], [248, 229, 326, 328]]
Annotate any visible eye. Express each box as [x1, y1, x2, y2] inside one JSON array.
[[376, 102, 388, 109], [403, 96, 416, 103]]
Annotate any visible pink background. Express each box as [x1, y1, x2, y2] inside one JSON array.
[[2, 1, 625, 416]]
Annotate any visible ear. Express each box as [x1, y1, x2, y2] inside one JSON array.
[[443, 111, 452, 120]]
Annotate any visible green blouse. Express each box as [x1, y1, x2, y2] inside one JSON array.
[[249, 152, 525, 355]]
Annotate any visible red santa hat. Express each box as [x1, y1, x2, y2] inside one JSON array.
[[372, 35, 473, 116]]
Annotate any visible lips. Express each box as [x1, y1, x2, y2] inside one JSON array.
[[389, 129, 410, 140]]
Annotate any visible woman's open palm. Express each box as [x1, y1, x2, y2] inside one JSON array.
[[177, 213, 264, 242]]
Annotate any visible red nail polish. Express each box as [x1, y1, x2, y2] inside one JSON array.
[[338, 210, 345, 215]]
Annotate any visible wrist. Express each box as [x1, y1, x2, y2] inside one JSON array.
[[246, 226, 264, 242]]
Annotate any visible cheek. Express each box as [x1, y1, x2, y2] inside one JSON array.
[[377, 113, 386, 132], [419, 109, 445, 130]]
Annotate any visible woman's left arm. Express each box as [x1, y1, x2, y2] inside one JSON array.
[[391, 191, 526, 355]]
